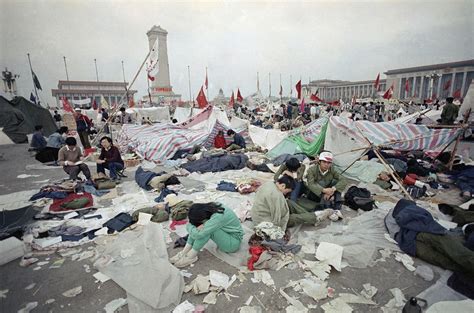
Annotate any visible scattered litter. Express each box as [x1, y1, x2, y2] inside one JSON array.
[[0, 289, 9, 298], [93, 272, 111, 283], [184, 274, 210, 295], [297, 278, 329, 301], [316, 242, 343, 271], [321, 298, 353, 313], [120, 248, 135, 259], [251, 270, 275, 287], [137, 212, 153, 226], [203, 291, 218, 304], [17, 301, 38, 313], [245, 296, 254, 306], [279, 288, 308, 313], [237, 271, 247, 282], [180, 270, 193, 278], [172, 300, 195, 313], [83, 264, 91, 273], [394, 252, 416, 271], [382, 288, 406, 313], [303, 260, 331, 281], [62, 286, 82, 297], [72, 250, 95, 261], [384, 234, 398, 244], [58, 248, 82, 257], [19, 258, 38, 267], [17, 174, 41, 179], [49, 258, 65, 269], [64, 211, 79, 220], [338, 293, 376, 305], [375, 248, 392, 263], [25, 283, 36, 290], [415, 265, 434, 281], [239, 306, 262, 313], [104, 298, 127, 313], [37, 261, 49, 266], [45, 299, 55, 304], [209, 270, 231, 289], [34, 236, 62, 248], [33, 266, 41, 271], [361, 283, 378, 299]]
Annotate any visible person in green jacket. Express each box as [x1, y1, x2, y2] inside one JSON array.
[[305, 151, 347, 221], [440, 97, 459, 125], [274, 157, 306, 201], [171, 202, 243, 268]]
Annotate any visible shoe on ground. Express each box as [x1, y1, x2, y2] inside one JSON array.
[[315, 209, 334, 222], [174, 254, 198, 268], [169, 250, 186, 264], [329, 210, 344, 222]]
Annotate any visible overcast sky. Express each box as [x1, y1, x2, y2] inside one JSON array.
[[1, 0, 473, 105]]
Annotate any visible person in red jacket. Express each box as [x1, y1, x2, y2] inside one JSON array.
[[214, 130, 227, 149]]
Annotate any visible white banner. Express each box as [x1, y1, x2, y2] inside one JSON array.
[[71, 98, 91, 105]]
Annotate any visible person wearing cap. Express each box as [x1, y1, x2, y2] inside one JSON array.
[[305, 151, 347, 221], [440, 97, 459, 125]]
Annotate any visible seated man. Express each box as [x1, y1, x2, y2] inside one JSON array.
[[35, 126, 68, 164], [170, 202, 244, 268], [30, 125, 47, 152], [226, 129, 246, 151], [214, 130, 227, 149], [251, 176, 333, 229], [96, 136, 124, 181], [274, 157, 306, 201], [305, 151, 347, 221], [58, 137, 92, 182]]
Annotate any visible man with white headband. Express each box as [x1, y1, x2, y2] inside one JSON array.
[[305, 151, 347, 221]]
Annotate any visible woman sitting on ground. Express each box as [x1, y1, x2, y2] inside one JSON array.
[[96, 136, 124, 181], [170, 202, 244, 268]]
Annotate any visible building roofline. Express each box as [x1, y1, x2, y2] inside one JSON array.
[[57, 80, 129, 87], [52, 89, 137, 96], [305, 79, 386, 87], [384, 59, 474, 75]]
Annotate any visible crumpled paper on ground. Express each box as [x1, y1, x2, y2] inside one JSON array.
[[382, 288, 406, 313], [394, 252, 416, 271], [321, 298, 353, 313], [316, 242, 343, 271], [95, 223, 184, 312]]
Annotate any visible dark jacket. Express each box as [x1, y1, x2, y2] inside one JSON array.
[[134, 166, 160, 190], [99, 146, 123, 165], [232, 133, 246, 149], [392, 199, 446, 256]]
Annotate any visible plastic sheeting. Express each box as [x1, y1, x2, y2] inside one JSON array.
[[416, 270, 467, 308], [96, 223, 184, 312], [304, 204, 401, 268], [337, 160, 386, 184], [172, 107, 192, 123], [128, 107, 171, 122], [248, 125, 288, 150]]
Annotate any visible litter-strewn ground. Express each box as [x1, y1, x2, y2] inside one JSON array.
[[0, 143, 472, 313]]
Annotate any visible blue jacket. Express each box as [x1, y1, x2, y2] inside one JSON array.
[[31, 131, 47, 150], [233, 133, 246, 149], [134, 166, 160, 190], [392, 199, 446, 256]]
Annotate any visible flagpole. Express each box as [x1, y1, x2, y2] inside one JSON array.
[[280, 73, 282, 105], [187, 65, 193, 107], [290, 75, 293, 98], [146, 73, 152, 104], [268, 73, 271, 98], [122, 60, 129, 104], [63, 56, 69, 81], [27, 53, 40, 106], [257, 72, 260, 92], [94, 59, 99, 82], [205, 67, 209, 100]]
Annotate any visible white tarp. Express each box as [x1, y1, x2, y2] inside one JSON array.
[[173, 107, 192, 123], [81, 109, 99, 123], [128, 107, 171, 122], [459, 81, 473, 122], [0, 128, 14, 145], [248, 125, 288, 150], [190, 107, 230, 133]]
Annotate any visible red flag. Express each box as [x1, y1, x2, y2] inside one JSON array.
[[299, 97, 305, 113], [374, 73, 380, 89], [279, 85, 283, 96], [204, 72, 208, 89], [453, 89, 462, 99], [443, 79, 451, 90], [377, 84, 381, 91], [196, 86, 208, 108], [229, 91, 235, 108], [236, 88, 243, 102], [62, 97, 74, 113], [92, 99, 98, 110], [148, 74, 155, 81], [296, 80, 302, 99], [382, 85, 394, 100], [405, 79, 410, 93], [315, 89, 319, 96], [310, 93, 322, 102]]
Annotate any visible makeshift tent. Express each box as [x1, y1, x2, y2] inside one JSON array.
[[127, 107, 171, 123], [173, 107, 192, 123], [203, 120, 250, 149], [248, 125, 288, 150], [394, 108, 441, 125], [0, 96, 32, 143], [267, 116, 329, 158], [9, 96, 57, 136]]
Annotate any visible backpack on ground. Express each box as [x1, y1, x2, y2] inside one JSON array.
[[344, 186, 375, 211]]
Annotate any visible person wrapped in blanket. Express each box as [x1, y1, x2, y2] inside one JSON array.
[[170, 202, 244, 268]]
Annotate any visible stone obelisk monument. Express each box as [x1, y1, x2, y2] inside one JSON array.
[[146, 25, 180, 103]]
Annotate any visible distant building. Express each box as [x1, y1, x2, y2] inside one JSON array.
[[384, 59, 474, 101], [51, 80, 137, 108], [303, 59, 474, 102]]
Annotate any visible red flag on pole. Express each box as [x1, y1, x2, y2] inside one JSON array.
[[196, 86, 208, 108], [310, 93, 322, 102], [92, 99, 98, 110], [229, 91, 235, 108], [382, 85, 394, 100], [374, 73, 380, 89], [295, 80, 302, 99], [405, 79, 410, 93], [62, 97, 74, 113], [147, 74, 155, 81], [443, 79, 451, 90], [299, 97, 305, 113], [236, 89, 243, 102]]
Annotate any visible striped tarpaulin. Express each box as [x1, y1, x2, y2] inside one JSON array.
[[203, 120, 250, 148]]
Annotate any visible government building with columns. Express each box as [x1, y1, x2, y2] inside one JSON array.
[[302, 59, 474, 102]]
